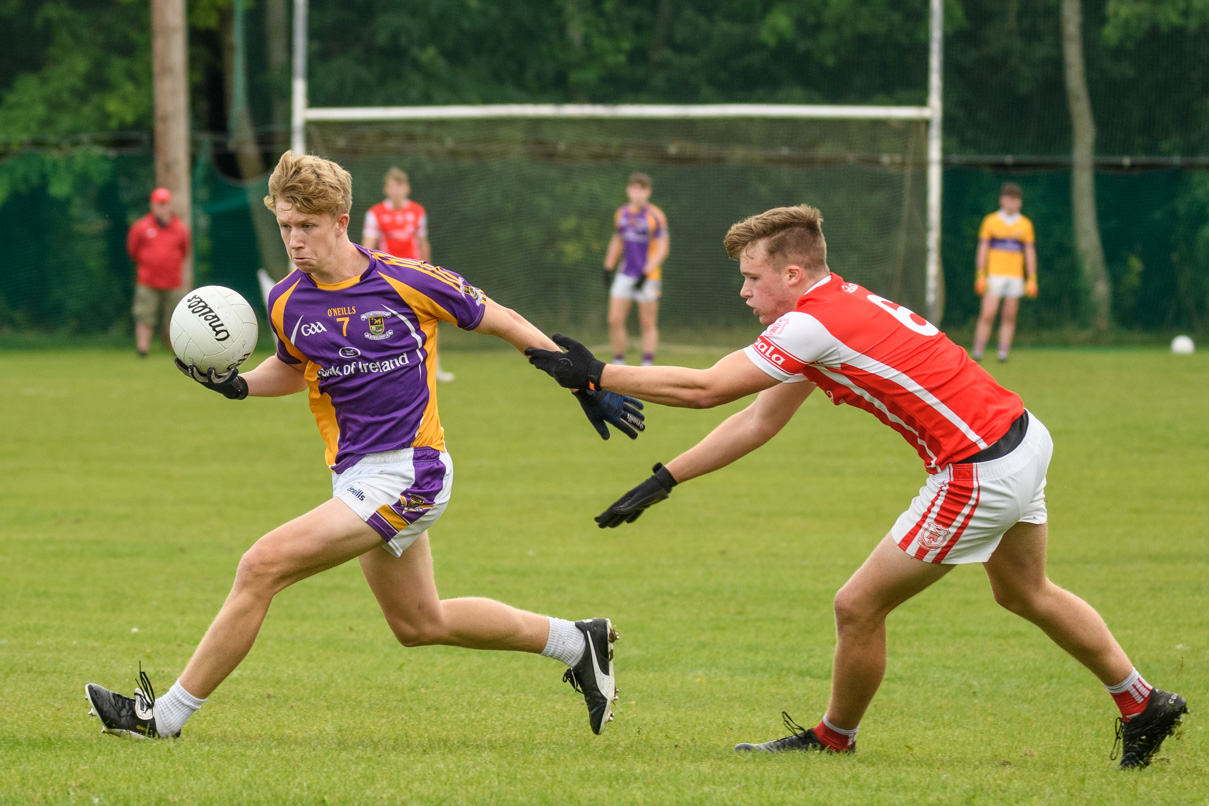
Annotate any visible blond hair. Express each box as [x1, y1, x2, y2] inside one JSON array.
[[723, 204, 828, 274], [263, 151, 353, 217], [384, 167, 409, 184]]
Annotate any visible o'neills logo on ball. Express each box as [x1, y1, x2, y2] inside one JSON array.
[[185, 294, 230, 341]]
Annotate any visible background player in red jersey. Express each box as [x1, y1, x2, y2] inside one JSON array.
[[527, 204, 1187, 769], [363, 167, 454, 381]]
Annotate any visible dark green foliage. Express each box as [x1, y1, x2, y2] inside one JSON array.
[[1, 1, 1208, 335]]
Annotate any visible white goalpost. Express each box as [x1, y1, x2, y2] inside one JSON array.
[[290, 0, 945, 323]]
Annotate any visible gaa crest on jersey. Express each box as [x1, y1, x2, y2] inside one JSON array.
[[361, 310, 394, 341], [919, 521, 951, 550], [841, 282, 859, 293]]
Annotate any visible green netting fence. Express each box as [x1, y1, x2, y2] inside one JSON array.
[[2, 143, 1207, 345]]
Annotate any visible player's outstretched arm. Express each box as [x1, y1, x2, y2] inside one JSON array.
[[595, 380, 815, 528], [526, 334, 778, 408], [240, 354, 307, 397], [473, 298, 645, 440]]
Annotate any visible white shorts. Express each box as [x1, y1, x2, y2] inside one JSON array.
[[332, 448, 453, 557], [891, 412, 1052, 564], [610, 271, 661, 303], [987, 275, 1025, 299]]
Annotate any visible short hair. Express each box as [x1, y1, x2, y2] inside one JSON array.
[[723, 204, 828, 274], [384, 167, 409, 184], [999, 182, 1023, 199], [627, 172, 652, 188], [263, 151, 353, 217]]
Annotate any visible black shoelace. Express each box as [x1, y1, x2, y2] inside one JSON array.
[[562, 668, 582, 694], [781, 711, 808, 738], [135, 663, 158, 715], [1110, 717, 1125, 761]]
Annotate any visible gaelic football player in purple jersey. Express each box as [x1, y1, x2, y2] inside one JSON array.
[[85, 151, 644, 740]]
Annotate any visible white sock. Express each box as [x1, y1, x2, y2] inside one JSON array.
[[153, 680, 206, 736], [541, 618, 586, 667], [1106, 668, 1149, 695], [822, 715, 859, 738]]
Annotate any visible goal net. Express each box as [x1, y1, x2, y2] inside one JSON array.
[[306, 113, 928, 349]]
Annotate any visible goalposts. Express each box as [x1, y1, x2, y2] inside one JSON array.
[[288, 0, 944, 329]]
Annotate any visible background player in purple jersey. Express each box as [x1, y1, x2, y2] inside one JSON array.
[[602, 173, 669, 366], [85, 151, 644, 740]]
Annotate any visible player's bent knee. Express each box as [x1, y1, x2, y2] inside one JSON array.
[[832, 587, 882, 634], [232, 544, 294, 596], [385, 616, 449, 647], [991, 584, 1040, 618]]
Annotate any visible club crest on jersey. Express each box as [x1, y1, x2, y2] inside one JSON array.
[[459, 279, 485, 304], [919, 521, 951, 550], [842, 282, 859, 293], [361, 310, 394, 340]]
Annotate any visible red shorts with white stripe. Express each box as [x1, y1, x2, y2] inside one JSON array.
[[891, 411, 1052, 564]]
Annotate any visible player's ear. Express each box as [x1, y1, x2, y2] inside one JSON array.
[[335, 213, 350, 236], [784, 263, 805, 286]]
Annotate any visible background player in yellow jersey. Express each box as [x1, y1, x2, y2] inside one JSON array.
[[973, 182, 1037, 362], [85, 151, 644, 741]]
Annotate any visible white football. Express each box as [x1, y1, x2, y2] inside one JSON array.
[[170, 286, 259, 375], [1170, 334, 1195, 355]]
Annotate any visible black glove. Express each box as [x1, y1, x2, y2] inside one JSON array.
[[603, 268, 614, 290], [525, 334, 606, 393], [595, 463, 678, 528], [174, 358, 249, 400], [634, 272, 649, 294], [574, 389, 645, 440]]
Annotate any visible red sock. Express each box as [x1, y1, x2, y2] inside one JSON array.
[[1106, 669, 1152, 721], [813, 718, 857, 751]]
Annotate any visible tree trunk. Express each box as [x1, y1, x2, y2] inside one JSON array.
[[151, 0, 193, 289], [265, 0, 290, 153], [223, 1, 291, 282], [1060, 0, 1112, 331]]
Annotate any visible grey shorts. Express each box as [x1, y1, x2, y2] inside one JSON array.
[[133, 285, 184, 328]]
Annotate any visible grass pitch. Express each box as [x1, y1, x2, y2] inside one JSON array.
[[1, 345, 1206, 804]]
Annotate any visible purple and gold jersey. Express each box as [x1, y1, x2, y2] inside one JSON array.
[[614, 203, 668, 280], [267, 245, 486, 472]]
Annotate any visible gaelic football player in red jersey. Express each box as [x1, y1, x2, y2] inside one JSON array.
[[527, 204, 1187, 769]]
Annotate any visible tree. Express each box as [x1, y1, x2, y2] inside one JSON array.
[[152, 0, 193, 288], [1061, 0, 1111, 331]]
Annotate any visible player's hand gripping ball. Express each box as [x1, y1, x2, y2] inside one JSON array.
[[170, 286, 259, 376]]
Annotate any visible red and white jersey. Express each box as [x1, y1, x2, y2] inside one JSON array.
[[363, 199, 428, 260], [744, 274, 1024, 473]]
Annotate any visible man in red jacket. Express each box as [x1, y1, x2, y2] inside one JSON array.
[[127, 187, 190, 357]]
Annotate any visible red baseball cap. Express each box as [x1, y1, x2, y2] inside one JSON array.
[[150, 187, 172, 203]]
